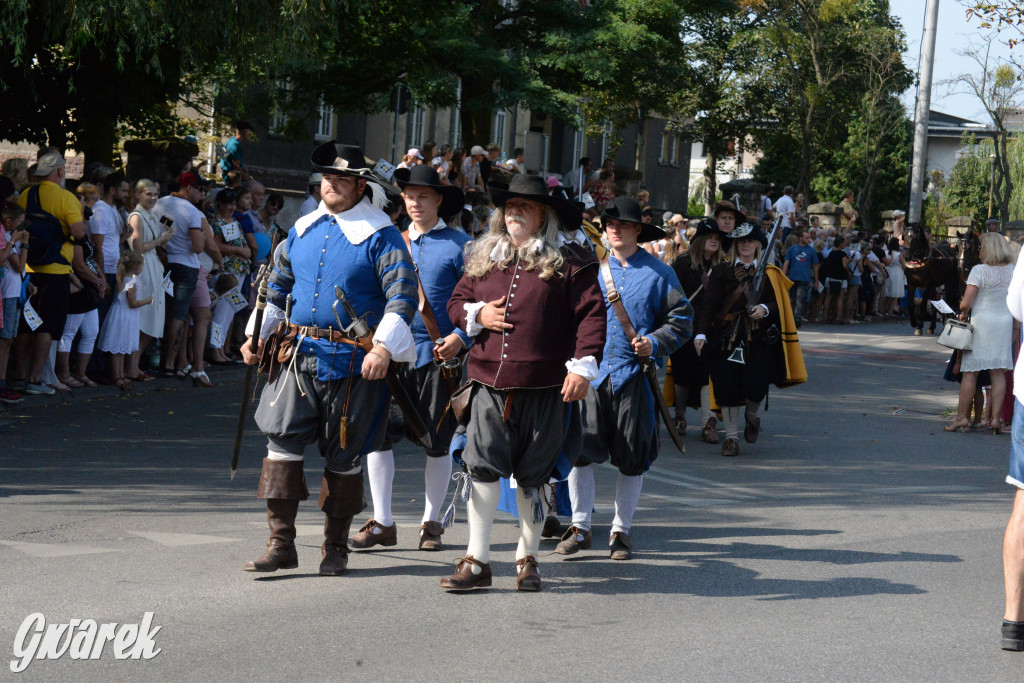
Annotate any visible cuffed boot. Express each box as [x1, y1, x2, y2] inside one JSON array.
[[318, 470, 367, 576], [244, 458, 309, 573]]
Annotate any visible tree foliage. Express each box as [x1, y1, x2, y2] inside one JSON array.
[[746, 0, 911, 213]]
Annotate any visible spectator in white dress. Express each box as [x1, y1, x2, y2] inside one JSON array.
[[945, 233, 1017, 433]]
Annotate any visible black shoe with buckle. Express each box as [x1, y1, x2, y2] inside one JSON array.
[[609, 531, 632, 560]]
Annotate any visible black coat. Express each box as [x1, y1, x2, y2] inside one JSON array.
[[695, 260, 780, 353]]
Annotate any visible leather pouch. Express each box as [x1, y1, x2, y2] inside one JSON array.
[[449, 381, 474, 427]]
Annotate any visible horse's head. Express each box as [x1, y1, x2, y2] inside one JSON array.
[[907, 223, 931, 261], [962, 229, 982, 270]]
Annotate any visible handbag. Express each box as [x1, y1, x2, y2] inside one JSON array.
[[937, 316, 974, 351]]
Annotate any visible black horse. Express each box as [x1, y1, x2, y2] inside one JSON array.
[[957, 229, 982, 283], [904, 224, 962, 335]]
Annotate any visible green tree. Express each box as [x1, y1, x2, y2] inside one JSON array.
[[745, 0, 906, 202], [673, 3, 768, 213], [940, 37, 1024, 226]]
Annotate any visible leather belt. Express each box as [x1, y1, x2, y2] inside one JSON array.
[[290, 323, 366, 347]]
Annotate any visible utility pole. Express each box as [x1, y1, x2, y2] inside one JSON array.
[[908, 0, 940, 228]]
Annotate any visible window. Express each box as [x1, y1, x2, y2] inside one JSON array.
[[659, 132, 679, 166], [410, 104, 426, 147], [315, 98, 334, 141], [268, 80, 291, 137], [492, 109, 507, 152]]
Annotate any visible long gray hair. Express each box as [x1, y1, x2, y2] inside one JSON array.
[[465, 205, 566, 280]]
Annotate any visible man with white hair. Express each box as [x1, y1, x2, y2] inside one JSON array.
[[440, 174, 606, 592]]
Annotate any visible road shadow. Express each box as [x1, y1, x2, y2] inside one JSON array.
[[544, 558, 927, 600]]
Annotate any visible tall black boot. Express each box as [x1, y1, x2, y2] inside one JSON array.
[[243, 458, 308, 573], [318, 470, 367, 576]]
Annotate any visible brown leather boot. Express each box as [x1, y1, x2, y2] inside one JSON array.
[[440, 555, 492, 591], [700, 417, 720, 444], [515, 555, 542, 591], [744, 416, 761, 443], [243, 499, 300, 572], [244, 458, 308, 573], [721, 437, 739, 457], [418, 521, 444, 551], [318, 470, 366, 576]]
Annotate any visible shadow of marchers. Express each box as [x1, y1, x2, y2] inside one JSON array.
[[668, 540, 962, 566], [540, 557, 928, 600]]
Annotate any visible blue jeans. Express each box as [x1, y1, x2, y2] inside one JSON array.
[[167, 263, 199, 322], [789, 281, 810, 319]]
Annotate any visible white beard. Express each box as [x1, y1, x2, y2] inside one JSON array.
[[506, 217, 536, 245]]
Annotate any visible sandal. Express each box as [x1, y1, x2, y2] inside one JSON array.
[[189, 370, 215, 388], [127, 371, 154, 383], [73, 375, 98, 387], [942, 418, 971, 433], [60, 375, 84, 388], [115, 377, 134, 392]]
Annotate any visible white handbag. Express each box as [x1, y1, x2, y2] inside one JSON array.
[[936, 317, 974, 351]]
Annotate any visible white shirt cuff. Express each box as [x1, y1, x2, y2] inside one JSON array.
[[695, 334, 707, 342], [463, 301, 488, 337], [245, 302, 284, 340], [372, 311, 416, 363], [565, 355, 598, 381], [758, 304, 769, 316]]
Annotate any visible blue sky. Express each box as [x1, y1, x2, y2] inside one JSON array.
[[891, 0, 1017, 122]]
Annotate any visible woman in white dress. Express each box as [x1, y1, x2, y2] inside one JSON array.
[[945, 232, 1017, 433], [882, 236, 906, 316], [127, 179, 173, 381]]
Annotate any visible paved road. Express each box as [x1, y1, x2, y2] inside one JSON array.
[[1, 320, 1019, 680]]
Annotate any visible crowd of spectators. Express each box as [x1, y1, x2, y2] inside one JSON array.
[[0, 145, 282, 404]]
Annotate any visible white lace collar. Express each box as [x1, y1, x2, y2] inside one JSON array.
[[293, 197, 392, 244]]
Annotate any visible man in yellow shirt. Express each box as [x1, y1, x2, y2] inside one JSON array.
[[13, 152, 88, 395]]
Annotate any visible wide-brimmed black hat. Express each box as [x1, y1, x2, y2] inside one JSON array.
[[694, 217, 727, 239], [601, 196, 665, 243], [489, 174, 582, 231], [310, 140, 398, 195], [730, 221, 766, 246], [393, 165, 465, 217], [713, 200, 747, 226]]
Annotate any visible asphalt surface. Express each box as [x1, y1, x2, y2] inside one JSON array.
[[1, 319, 1020, 680]]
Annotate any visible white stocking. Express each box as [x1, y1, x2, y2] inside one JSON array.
[[568, 465, 595, 532], [700, 385, 712, 426], [515, 486, 543, 560], [366, 449, 394, 527], [466, 479, 500, 564], [611, 473, 643, 536], [422, 456, 452, 523], [722, 407, 741, 440]]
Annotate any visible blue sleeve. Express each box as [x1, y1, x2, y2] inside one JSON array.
[[647, 264, 693, 358], [372, 229, 418, 323], [266, 234, 294, 310]]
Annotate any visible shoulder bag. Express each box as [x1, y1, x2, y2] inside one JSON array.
[[936, 315, 973, 351]]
